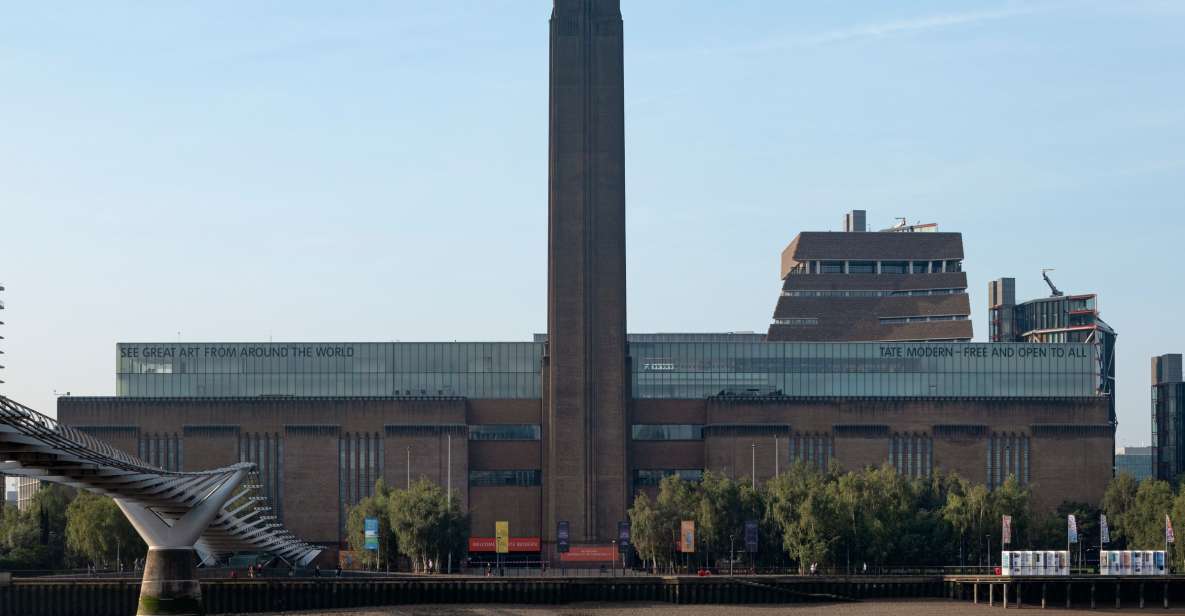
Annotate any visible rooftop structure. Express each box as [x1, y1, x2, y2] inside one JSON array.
[[769, 210, 972, 342], [988, 274, 1117, 420]]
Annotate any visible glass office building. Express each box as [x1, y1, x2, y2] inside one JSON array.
[[118, 340, 1099, 400]]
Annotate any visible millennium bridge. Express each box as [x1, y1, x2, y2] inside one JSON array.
[[0, 395, 319, 615]]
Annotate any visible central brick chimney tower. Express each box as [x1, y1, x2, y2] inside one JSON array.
[[543, 0, 629, 547]]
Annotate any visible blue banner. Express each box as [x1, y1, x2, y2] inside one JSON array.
[[364, 517, 380, 552], [744, 520, 759, 553]]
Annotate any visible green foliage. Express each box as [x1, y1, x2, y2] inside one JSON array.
[[1125, 478, 1173, 549], [628, 465, 1059, 571], [0, 484, 75, 569], [387, 478, 467, 572], [1102, 473, 1140, 546], [345, 479, 397, 569], [64, 492, 145, 568]]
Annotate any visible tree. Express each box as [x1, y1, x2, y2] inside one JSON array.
[[1124, 478, 1173, 549], [388, 478, 467, 572], [65, 491, 144, 569], [628, 491, 664, 572], [345, 479, 396, 569], [1102, 473, 1140, 547], [766, 463, 840, 572], [696, 471, 760, 568]]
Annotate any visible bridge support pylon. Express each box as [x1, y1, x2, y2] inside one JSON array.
[[117, 469, 247, 615]]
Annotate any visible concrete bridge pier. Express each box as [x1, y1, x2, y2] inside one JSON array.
[[117, 469, 246, 615]]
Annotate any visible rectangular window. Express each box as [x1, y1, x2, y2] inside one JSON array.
[[633, 469, 704, 486], [469, 470, 542, 487], [945, 260, 963, 272], [881, 261, 908, 274], [773, 318, 819, 326], [631, 424, 704, 441], [848, 261, 876, 274], [820, 261, 844, 274], [469, 424, 542, 441], [911, 261, 930, 273]]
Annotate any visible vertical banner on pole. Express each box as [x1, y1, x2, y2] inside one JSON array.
[[1067, 515, 1078, 544], [364, 517, 380, 552], [680, 520, 695, 554], [556, 521, 570, 553], [1100, 514, 1110, 544], [744, 520, 759, 553], [1002, 515, 1012, 546], [618, 521, 631, 553], [495, 521, 510, 554], [1167, 515, 1175, 545]]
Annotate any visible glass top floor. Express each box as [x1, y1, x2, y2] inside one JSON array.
[[116, 340, 1101, 400]]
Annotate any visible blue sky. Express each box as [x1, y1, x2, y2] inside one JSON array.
[[1, 1, 1182, 449]]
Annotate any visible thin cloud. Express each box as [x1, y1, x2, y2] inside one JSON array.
[[688, 3, 1061, 57], [794, 6, 1040, 48]]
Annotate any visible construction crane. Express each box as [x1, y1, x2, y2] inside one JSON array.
[[1041, 269, 1063, 297]]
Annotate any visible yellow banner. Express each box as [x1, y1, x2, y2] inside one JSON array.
[[680, 520, 695, 553], [495, 521, 510, 554]]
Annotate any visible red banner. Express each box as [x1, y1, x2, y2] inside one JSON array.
[[558, 545, 616, 562], [468, 537, 541, 553]]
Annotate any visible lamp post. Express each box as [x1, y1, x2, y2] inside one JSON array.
[[447, 433, 452, 574], [751, 443, 759, 487], [406, 446, 411, 489]]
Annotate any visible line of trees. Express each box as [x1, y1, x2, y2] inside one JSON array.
[[0, 484, 146, 571], [344, 478, 467, 572], [629, 463, 1102, 573]]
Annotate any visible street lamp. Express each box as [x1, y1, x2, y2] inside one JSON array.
[[750, 442, 760, 487]]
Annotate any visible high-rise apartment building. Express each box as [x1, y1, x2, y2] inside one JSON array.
[[768, 211, 972, 342], [1153, 354, 1185, 481]]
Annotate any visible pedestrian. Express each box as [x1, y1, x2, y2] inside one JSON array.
[[862, 562, 867, 574], [313, 565, 320, 577]]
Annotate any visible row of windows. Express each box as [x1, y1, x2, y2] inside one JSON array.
[[634, 469, 705, 486], [773, 318, 818, 326], [987, 433, 1030, 488], [803, 260, 963, 275], [631, 340, 1098, 398], [879, 314, 969, 325], [789, 433, 833, 471], [119, 373, 542, 399], [631, 424, 704, 441], [783, 288, 966, 298], [889, 433, 933, 478], [469, 470, 541, 487], [339, 432, 382, 536], [138, 433, 182, 472], [241, 432, 284, 522], [119, 342, 544, 374], [469, 425, 541, 441]]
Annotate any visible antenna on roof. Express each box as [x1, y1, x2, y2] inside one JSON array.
[[1041, 269, 1063, 297]]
